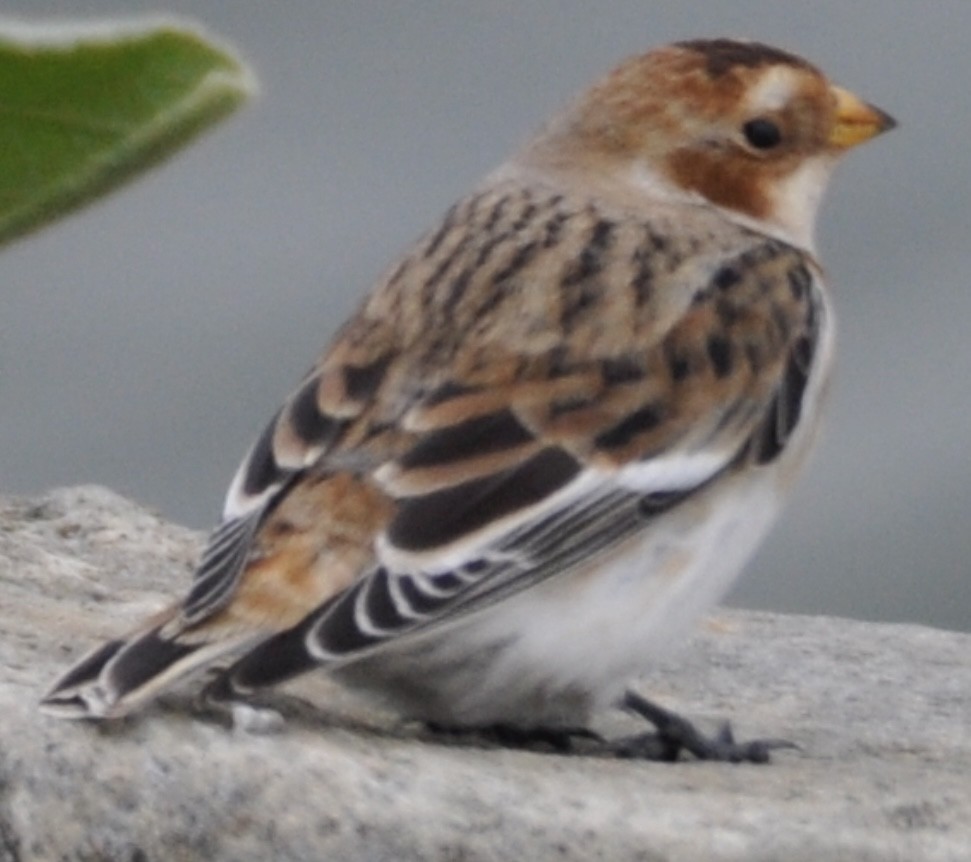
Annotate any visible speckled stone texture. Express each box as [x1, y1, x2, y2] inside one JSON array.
[[1, 486, 969, 862]]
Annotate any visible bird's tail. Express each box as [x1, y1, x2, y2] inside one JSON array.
[[39, 606, 255, 719]]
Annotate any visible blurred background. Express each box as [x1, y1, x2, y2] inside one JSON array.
[[1, 2, 968, 632]]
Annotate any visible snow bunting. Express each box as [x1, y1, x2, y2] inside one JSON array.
[[42, 39, 894, 761]]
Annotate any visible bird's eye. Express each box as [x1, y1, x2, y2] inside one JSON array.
[[742, 118, 782, 150]]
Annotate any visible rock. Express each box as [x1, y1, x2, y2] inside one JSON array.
[[1, 485, 969, 862]]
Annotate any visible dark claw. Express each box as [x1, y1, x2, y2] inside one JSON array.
[[619, 689, 798, 764]]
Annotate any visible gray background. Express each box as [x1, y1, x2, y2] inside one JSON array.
[[2, 2, 968, 632]]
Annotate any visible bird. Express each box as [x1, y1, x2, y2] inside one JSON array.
[[41, 38, 894, 762]]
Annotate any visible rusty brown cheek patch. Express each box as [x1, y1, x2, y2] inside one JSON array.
[[665, 149, 771, 221]]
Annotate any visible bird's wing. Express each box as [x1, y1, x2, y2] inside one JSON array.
[[176, 186, 825, 667], [297, 241, 826, 661]]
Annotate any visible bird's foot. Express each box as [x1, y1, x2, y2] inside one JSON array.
[[612, 689, 798, 764]]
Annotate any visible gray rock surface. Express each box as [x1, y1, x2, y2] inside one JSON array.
[[1, 485, 969, 862]]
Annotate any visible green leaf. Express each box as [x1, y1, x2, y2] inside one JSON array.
[[0, 17, 256, 247]]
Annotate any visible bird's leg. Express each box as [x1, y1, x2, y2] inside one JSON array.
[[610, 689, 798, 764]]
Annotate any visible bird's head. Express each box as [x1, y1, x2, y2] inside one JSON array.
[[525, 38, 895, 250]]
